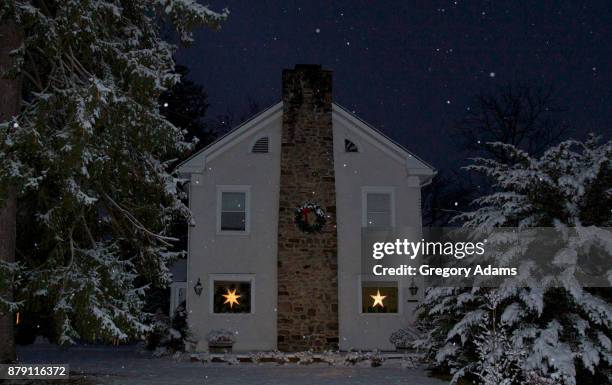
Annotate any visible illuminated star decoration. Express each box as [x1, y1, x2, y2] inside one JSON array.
[[223, 288, 241, 308], [370, 290, 386, 308]]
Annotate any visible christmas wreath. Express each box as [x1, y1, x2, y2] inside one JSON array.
[[294, 202, 326, 233]]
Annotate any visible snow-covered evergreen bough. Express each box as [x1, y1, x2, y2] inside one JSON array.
[[419, 137, 611, 385], [0, 1, 227, 345]]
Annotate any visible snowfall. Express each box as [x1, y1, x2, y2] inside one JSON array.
[[16, 344, 447, 385]]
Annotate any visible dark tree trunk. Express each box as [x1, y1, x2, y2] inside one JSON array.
[[0, 18, 22, 364]]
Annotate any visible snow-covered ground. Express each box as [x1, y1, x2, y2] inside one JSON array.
[[16, 345, 447, 385]]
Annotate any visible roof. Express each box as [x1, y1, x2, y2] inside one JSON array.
[[176, 101, 436, 178]]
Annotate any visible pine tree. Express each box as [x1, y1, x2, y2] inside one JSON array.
[[0, 0, 228, 353], [159, 64, 214, 150], [0, 16, 22, 363], [419, 136, 612, 385]]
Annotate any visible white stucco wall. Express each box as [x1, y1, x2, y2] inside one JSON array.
[[183, 105, 431, 352], [332, 112, 424, 351], [186, 114, 282, 352]]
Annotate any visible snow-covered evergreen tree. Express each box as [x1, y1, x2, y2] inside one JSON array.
[[420, 136, 612, 385], [0, 1, 227, 344]]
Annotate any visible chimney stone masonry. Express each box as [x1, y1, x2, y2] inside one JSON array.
[[276, 65, 339, 351]]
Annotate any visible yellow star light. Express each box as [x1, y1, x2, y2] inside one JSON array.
[[370, 289, 386, 308], [223, 288, 241, 308]]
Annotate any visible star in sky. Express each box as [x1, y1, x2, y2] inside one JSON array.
[[178, 1, 608, 170], [223, 288, 241, 308], [370, 290, 386, 308]]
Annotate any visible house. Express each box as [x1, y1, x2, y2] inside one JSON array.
[[175, 65, 435, 352]]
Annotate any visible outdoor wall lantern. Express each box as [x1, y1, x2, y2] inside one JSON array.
[[409, 280, 419, 296], [194, 278, 203, 296]]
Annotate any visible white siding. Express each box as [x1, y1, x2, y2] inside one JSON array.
[[333, 114, 423, 351], [187, 115, 282, 351]]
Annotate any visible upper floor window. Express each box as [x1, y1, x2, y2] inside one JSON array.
[[252, 137, 269, 153], [362, 187, 395, 228], [344, 138, 358, 153], [217, 186, 250, 233]]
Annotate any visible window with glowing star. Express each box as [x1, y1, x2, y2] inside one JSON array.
[[361, 281, 398, 313], [213, 280, 252, 313]]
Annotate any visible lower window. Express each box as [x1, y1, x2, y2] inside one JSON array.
[[361, 281, 398, 313], [213, 280, 252, 314]]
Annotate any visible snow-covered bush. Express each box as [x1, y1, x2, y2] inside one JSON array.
[[420, 136, 612, 385], [389, 326, 422, 349], [343, 351, 365, 366], [367, 350, 385, 367], [146, 301, 190, 353], [146, 310, 170, 351]]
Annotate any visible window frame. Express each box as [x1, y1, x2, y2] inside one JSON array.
[[361, 186, 396, 228], [216, 185, 251, 235], [209, 274, 256, 315], [357, 276, 402, 315]]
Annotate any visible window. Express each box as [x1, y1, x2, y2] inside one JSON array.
[[212, 280, 252, 314], [344, 138, 358, 153], [363, 188, 394, 227], [217, 186, 250, 233], [361, 281, 398, 313], [252, 137, 269, 153]]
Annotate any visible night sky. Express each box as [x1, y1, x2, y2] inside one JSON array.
[[176, 1, 610, 168]]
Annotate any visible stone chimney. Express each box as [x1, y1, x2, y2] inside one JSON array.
[[276, 65, 339, 351]]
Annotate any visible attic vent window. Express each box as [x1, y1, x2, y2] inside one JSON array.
[[252, 137, 269, 153], [345, 139, 358, 153]]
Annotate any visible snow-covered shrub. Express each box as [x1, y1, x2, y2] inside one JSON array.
[[420, 136, 612, 385], [207, 329, 235, 345], [343, 351, 366, 366], [367, 350, 385, 367], [471, 294, 526, 385], [146, 310, 171, 351], [146, 301, 190, 353], [389, 326, 422, 349], [165, 301, 190, 352]]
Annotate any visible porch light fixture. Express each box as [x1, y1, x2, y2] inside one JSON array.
[[409, 280, 418, 296], [194, 278, 203, 296]]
